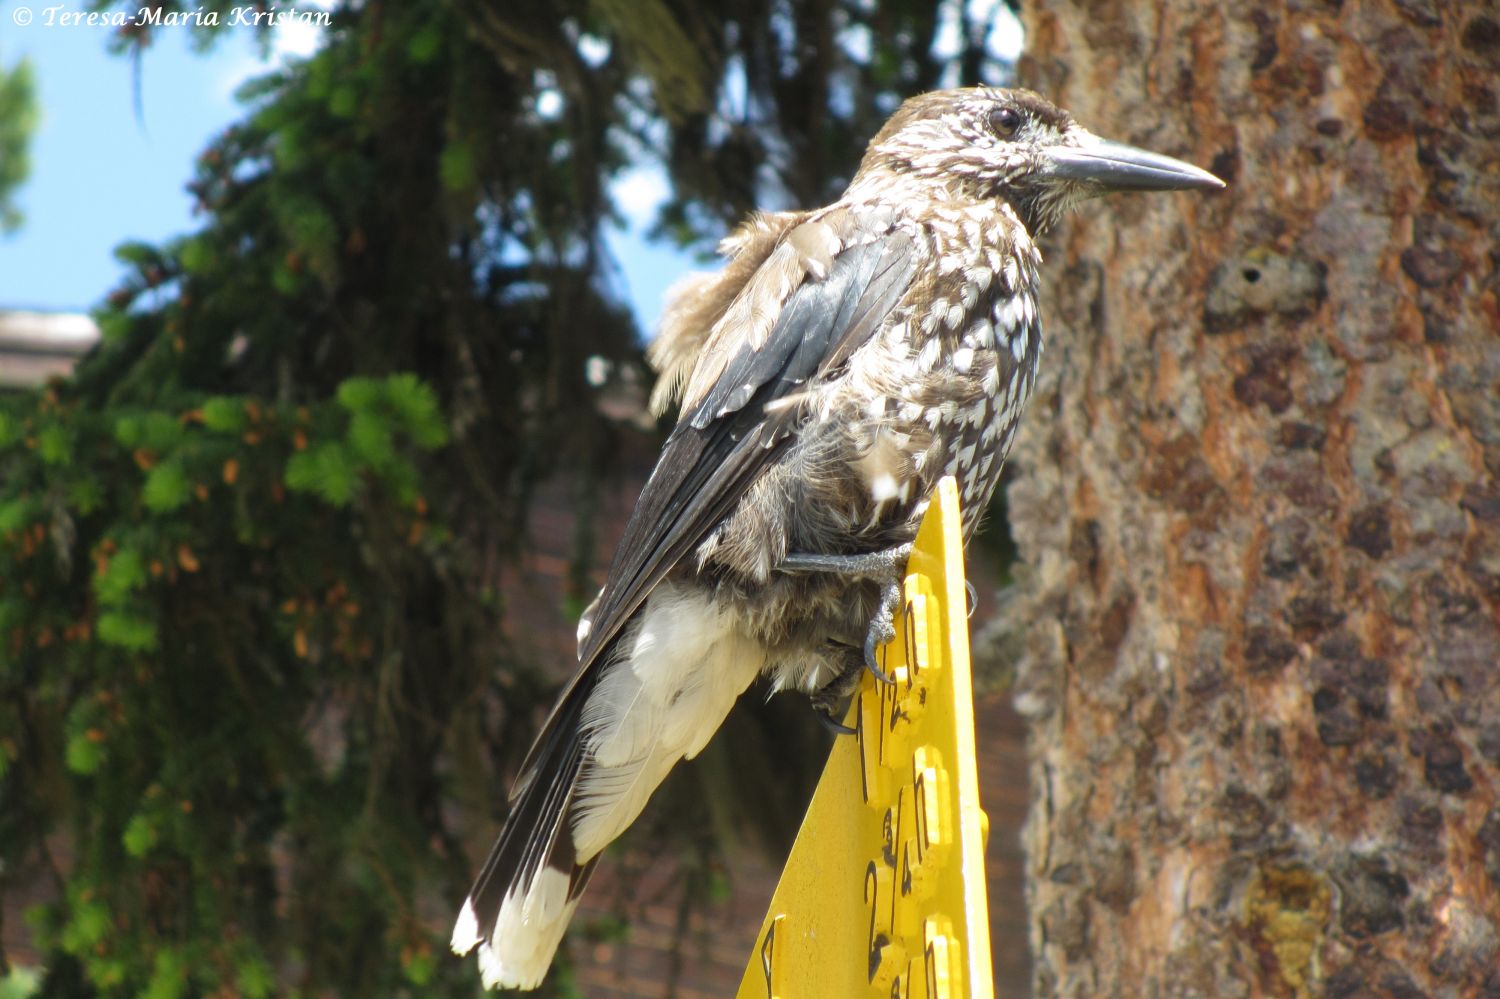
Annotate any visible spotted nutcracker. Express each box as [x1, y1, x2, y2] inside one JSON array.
[[452, 86, 1223, 988]]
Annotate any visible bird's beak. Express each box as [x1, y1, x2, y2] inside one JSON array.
[[1044, 138, 1225, 192]]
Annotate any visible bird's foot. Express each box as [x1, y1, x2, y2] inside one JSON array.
[[780, 544, 912, 685]]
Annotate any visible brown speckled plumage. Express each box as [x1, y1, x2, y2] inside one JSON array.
[[454, 86, 1223, 990]]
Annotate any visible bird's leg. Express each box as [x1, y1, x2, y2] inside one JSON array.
[[779, 543, 913, 682]]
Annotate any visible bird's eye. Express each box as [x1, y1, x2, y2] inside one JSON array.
[[990, 107, 1022, 138]]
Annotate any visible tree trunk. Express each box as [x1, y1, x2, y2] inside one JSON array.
[[1004, 2, 1500, 996]]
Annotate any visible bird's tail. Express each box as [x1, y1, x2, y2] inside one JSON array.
[[450, 685, 596, 990], [452, 582, 766, 989]]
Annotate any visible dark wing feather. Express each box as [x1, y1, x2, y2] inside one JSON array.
[[510, 228, 916, 792], [585, 228, 916, 664]]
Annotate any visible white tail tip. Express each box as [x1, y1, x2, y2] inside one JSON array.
[[456, 868, 578, 990], [451, 896, 482, 955]]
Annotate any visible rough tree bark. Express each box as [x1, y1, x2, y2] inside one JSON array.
[[1002, 2, 1500, 996]]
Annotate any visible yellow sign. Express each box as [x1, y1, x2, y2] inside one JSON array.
[[737, 477, 993, 999]]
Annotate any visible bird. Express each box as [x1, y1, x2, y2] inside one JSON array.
[[452, 86, 1223, 989]]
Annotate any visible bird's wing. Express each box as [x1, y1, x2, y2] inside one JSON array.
[[647, 210, 805, 417], [586, 222, 917, 662], [511, 218, 916, 792]]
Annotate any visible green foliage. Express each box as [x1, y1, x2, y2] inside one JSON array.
[[94, 610, 158, 652], [198, 396, 247, 432], [0, 497, 30, 534], [141, 461, 191, 512], [93, 548, 147, 606], [438, 140, 478, 193], [33, 424, 72, 465], [284, 441, 357, 506], [0, 0, 1012, 995], [0, 51, 36, 234], [0, 1, 637, 992], [120, 812, 158, 858], [233, 953, 275, 999], [0, 966, 40, 999], [63, 732, 104, 777]]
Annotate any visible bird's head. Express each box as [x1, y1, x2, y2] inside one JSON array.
[[852, 87, 1223, 234]]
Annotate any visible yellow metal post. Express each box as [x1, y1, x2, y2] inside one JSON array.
[[737, 477, 993, 999]]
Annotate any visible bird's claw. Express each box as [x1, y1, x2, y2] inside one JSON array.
[[864, 630, 893, 683], [862, 577, 903, 683], [813, 707, 857, 736]]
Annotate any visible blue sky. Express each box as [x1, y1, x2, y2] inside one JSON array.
[[0, 4, 687, 330], [0, 9, 297, 313]]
